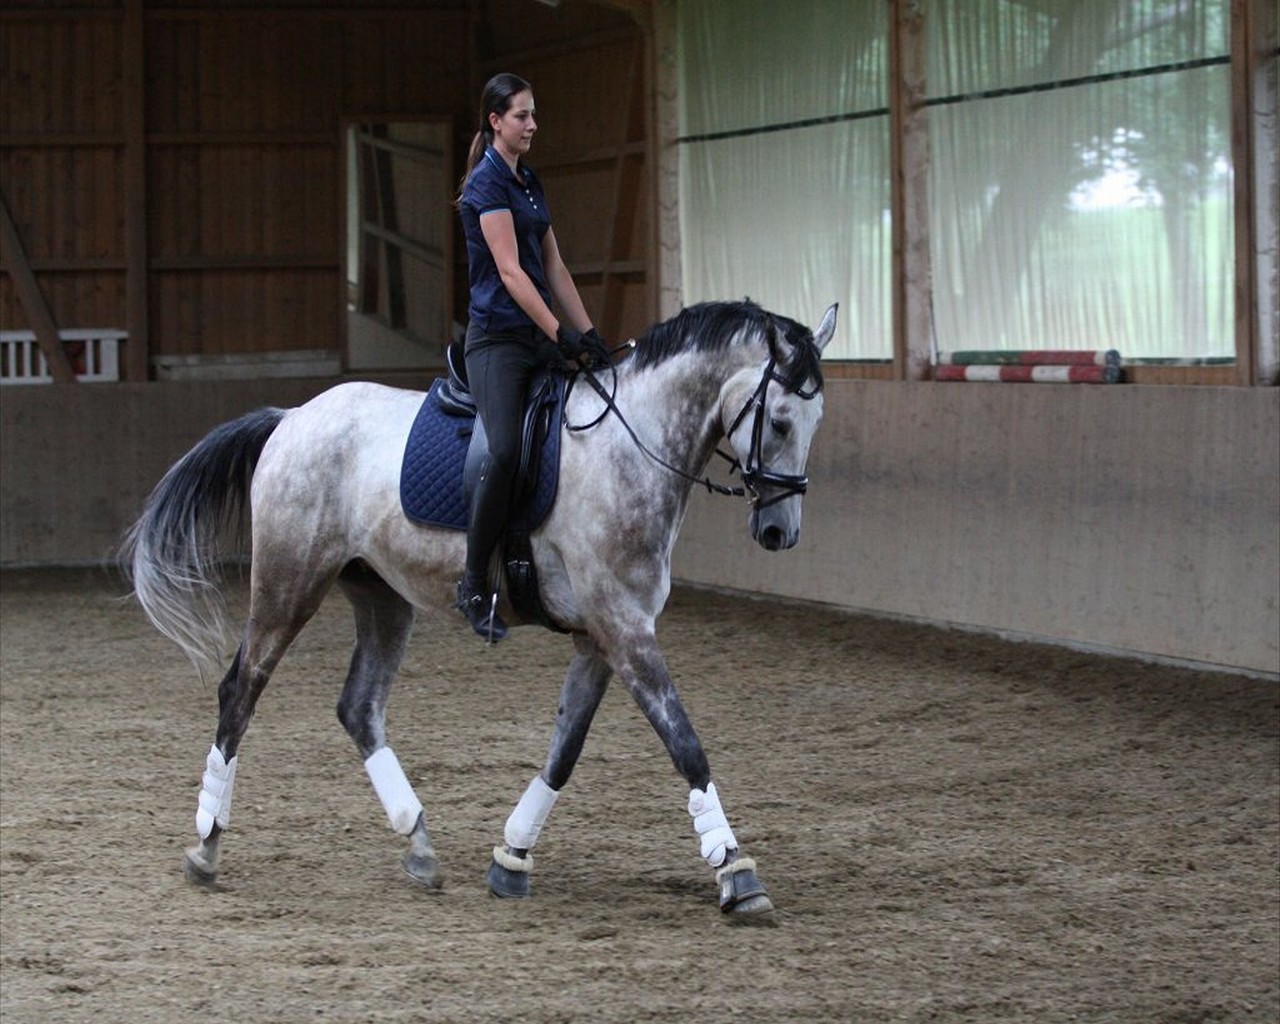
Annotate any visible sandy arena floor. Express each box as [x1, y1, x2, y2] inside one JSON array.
[[1, 567, 1277, 1022]]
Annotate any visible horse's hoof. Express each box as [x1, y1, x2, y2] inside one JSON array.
[[487, 846, 532, 899], [402, 849, 443, 891], [183, 846, 218, 889], [724, 892, 777, 924], [717, 857, 775, 923]]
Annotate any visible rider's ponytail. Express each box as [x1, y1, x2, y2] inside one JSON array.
[[456, 72, 532, 204]]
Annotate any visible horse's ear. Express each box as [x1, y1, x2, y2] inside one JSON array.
[[812, 303, 838, 354]]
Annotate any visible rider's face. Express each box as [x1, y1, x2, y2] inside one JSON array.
[[490, 90, 536, 162]]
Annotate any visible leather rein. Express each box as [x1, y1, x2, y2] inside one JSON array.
[[565, 342, 818, 510]]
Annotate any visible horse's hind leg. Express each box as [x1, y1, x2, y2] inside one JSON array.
[[334, 562, 440, 890], [487, 635, 612, 898], [183, 619, 304, 885], [183, 647, 245, 886], [183, 592, 319, 886]]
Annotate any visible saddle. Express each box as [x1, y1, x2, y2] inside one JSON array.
[[399, 342, 568, 632]]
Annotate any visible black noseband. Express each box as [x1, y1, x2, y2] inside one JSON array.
[[723, 355, 812, 510]]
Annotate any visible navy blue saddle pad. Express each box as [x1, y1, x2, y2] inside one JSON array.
[[399, 376, 564, 532]]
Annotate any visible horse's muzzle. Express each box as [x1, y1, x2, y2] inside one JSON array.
[[758, 525, 789, 551], [750, 507, 799, 551]]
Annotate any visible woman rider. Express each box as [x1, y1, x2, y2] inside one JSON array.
[[455, 72, 610, 642]]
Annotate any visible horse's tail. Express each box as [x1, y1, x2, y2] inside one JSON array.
[[121, 407, 287, 680]]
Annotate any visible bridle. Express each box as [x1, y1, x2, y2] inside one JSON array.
[[566, 338, 820, 510], [721, 352, 819, 509]]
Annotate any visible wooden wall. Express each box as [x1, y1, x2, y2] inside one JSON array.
[[0, 0, 650, 380], [2, 7, 130, 334]]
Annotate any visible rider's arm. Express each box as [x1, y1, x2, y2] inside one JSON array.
[[479, 210, 561, 338], [541, 227, 593, 334]]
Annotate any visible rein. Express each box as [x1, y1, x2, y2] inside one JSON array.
[[566, 364, 745, 499], [564, 342, 815, 509]]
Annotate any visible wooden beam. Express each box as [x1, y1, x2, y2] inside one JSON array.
[[1232, 0, 1278, 385], [150, 255, 338, 271], [590, 0, 650, 19], [821, 362, 896, 381], [0, 134, 123, 148], [637, 4, 660, 329], [1256, 0, 1278, 385], [1124, 365, 1240, 386], [477, 27, 636, 73], [889, 0, 933, 381], [371, 125, 406, 329], [357, 129, 381, 315], [650, 0, 682, 320], [0, 191, 76, 384], [599, 37, 647, 341], [1231, 0, 1259, 384], [360, 222, 446, 270], [536, 141, 646, 174], [352, 130, 446, 164], [0, 7, 119, 20], [24, 258, 129, 272], [123, 0, 149, 382], [568, 260, 646, 279], [149, 131, 336, 147], [144, 5, 470, 22]]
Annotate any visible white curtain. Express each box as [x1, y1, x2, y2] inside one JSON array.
[[677, 1, 891, 359], [928, 0, 1233, 360], [677, 0, 1233, 362]]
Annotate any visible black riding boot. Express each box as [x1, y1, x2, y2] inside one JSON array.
[[456, 573, 509, 643], [460, 443, 515, 644]]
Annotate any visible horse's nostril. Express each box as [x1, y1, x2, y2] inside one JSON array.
[[760, 525, 785, 551]]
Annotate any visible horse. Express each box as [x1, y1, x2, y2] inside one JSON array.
[[122, 298, 838, 921]]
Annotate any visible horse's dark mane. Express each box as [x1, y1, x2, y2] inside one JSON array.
[[631, 300, 824, 394]]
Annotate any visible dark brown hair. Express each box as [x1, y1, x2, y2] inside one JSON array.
[[456, 72, 532, 200]]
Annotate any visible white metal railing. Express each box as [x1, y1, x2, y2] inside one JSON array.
[[0, 329, 124, 384]]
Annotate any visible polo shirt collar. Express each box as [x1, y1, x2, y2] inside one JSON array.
[[484, 145, 525, 181]]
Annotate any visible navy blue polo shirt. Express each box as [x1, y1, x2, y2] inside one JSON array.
[[460, 146, 554, 333]]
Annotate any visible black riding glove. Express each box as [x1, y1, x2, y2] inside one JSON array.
[[556, 325, 612, 370], [581, 328, 613, 369], [555, 324, 586, 360]]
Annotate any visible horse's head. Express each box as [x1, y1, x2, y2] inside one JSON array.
[[722, 303, 837, 551]]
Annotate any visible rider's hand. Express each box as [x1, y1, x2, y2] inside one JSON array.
[[557, 325, 612, 370], [581, 328, 613, 370], [556, 325, 587, 361]]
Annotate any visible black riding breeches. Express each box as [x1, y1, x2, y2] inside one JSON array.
[[463, 326, 558, 585]]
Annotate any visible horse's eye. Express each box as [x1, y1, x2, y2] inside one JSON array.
[[770, 417, 791, 438]]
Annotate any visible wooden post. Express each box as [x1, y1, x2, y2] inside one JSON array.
[[1232, 0, 1278, 385], [372, 126, 406, 329], [0, 191, 76, 384], [650, 0, 683, 321], [637, 8, 660, 333], [599, 38, 647, 341], [123, 0, 150, 382], [889, 0, 933, 381], [356, 128, 380, 315]]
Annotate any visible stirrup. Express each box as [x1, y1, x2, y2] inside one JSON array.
[[455, 580, 509, 643]]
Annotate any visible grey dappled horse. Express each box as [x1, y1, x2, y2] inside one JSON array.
[[123, 299, 837, 920]]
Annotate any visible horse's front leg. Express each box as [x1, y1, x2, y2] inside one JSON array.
[[613, 633, 775, 921], [487, 636, 612, 898]]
